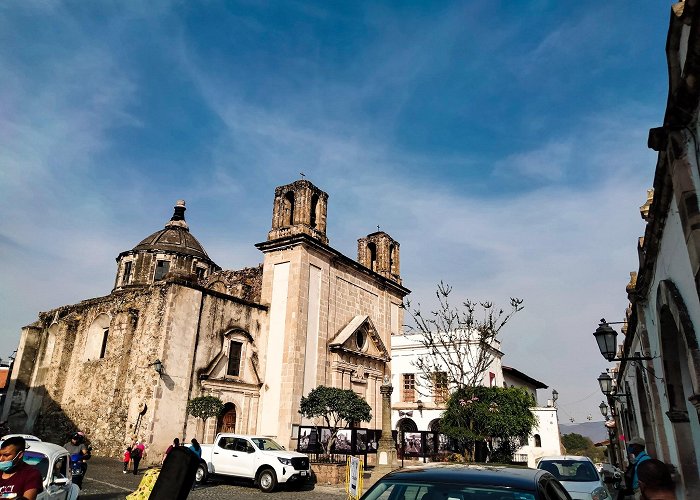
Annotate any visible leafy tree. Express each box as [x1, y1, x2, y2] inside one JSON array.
[[299, 386, 372, 455], [440, 386, 536, 462], [404, 281, 524, 394], [561, 433, 606, 462], [187, 396, 224, 421]]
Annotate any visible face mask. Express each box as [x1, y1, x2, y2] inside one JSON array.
[[0, 452, 19, 472], [629, 454, 637, 464]]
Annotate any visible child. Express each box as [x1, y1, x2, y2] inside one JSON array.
[[123, 446, 132, 474]]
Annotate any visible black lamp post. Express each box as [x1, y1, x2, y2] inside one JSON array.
[[150, 359, 164, 376], [599, 401, 608, 418], [597, 371, 613, 396], [593, 319, 652, 362]]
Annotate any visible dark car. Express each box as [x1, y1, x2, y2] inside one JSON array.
[[361, 464, 573, 500]]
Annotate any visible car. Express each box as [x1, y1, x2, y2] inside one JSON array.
[[1, 433, 42, 442], [361, 464, 573, 500], [197, 433, 311, 492], [537, 456, 611, 500], [18, 440, 80, 500]]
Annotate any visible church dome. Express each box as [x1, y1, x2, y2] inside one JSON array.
[[131, 200, 211, 260]]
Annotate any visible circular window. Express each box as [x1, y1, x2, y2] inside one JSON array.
[[355, 329, 366, 350]]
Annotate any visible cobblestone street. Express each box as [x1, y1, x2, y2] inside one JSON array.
[[79, 457, 348, 499]]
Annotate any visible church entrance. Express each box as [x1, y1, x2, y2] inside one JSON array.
[[217, 403, 237, 434]]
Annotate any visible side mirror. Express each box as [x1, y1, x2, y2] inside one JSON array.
[[53, 477, 69, 486]]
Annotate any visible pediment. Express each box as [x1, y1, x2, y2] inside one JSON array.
[[199, 331, 261, 385], [329, 315, 390, 361]]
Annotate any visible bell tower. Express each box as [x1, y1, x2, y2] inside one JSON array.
[[267, 179, 329, 245], [357, 232, 401, 284]]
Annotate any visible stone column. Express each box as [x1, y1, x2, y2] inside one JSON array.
[[368, 377, 399, 486]]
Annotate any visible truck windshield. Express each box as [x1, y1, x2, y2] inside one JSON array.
[[251, 438, 284, 451]]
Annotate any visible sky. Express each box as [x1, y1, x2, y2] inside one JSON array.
[[0, 0, 671, 423]]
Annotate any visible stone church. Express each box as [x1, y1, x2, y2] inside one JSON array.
[[1, 179, 409, 459]]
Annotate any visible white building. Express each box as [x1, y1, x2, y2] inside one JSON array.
[[390, 332, 561, 467]]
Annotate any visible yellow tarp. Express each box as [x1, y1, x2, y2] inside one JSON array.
[[125, 467, 160, 500]]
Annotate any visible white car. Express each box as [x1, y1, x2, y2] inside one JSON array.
[[0, 436, 80, 500], [198, 433, 311, 492], [537, 455, 610, 500]]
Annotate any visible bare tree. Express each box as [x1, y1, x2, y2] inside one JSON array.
[[404, 281, 524, 396]]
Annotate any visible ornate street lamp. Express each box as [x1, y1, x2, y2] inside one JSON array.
[[149, 359, 164, 376], [597, 371, 613, 396], [552, 389, 558, 407], [599, 401, 608, 418], [593, 319, 652, 362]]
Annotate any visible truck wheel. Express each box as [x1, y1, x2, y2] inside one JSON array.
[[195, 463, 208, 483], [257, 468, 277, 493]]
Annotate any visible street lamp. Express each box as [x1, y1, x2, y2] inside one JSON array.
[[552, 389, 558, 407], [593, 319, 653, 362], [149, 359, 164, 376], [599, 401, 609, 418], [597, 371, 614, 396]]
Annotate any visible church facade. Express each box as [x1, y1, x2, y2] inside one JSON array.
[[1, 179, 409, 460]]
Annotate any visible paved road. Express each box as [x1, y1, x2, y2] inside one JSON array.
[[80, 456, 347, 499]]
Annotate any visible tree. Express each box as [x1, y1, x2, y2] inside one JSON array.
[[187, 395, 224, 421], [561, 433, 606, 462], [299, 386, 372, 455], [440, 386, 536, 462], [404, 281, 524, 394]]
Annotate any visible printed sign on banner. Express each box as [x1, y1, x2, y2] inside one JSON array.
[[349, 456, 360, 498]]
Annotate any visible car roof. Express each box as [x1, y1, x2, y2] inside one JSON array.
[[24, 441, 70, 458], [538, 456, 594, 463], [1, 434, 42, 442], [376, 464, 547, 490]]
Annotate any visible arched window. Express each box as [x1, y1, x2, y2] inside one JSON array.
[[283, 191, 295, 226], [84, 313, 111, 361], [534, 434, 542, 447], [368, 242, 377, 272], [389, 244, 395, 274], [310, 193, 319, 229]]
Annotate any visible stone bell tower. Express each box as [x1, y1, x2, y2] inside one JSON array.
[[267, 179, 329, 245], [357, 231, 401, 284]]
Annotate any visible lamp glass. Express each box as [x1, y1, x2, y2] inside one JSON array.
[[552, 389, 558, 402], [593, 320, 618, 361], [597, 371, 613, 396], [599, 401, 608, 417]]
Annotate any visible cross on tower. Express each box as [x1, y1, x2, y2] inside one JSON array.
[[300, 172, 306, 179], [377, 225, 380, 232]]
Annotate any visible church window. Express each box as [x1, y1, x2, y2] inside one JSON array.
[[368, 243, 377, 272], [433, 372, 448, 404], [122, 261, 132, 285], [154, 260, 170, 281], [99, 328, 109, 359], [283, 191, 295, 226], [355, 329, 366, 350], [310, 193, 319, 228], [403, 374, 415, 402], [227, 341, 243, 377], [389, 244, 395, 274], [534, 434, 542, 447], [195, 266, 206, 280]]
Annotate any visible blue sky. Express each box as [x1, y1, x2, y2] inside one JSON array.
[[0, 1, 670, 423]]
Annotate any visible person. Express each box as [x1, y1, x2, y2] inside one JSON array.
[[64, 432, 90, 488], [162, 438, 179, 464], [122, 446, 131, 474], [131, 440, 146, 475], [637, 459, 676, 500], [188, 439, 201, 459], [623, 436, 652, 499], [0, 435, 43, 500]]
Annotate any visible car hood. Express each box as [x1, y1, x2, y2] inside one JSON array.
[[558, 479, 605, 494], [259, 449, 308, 459]]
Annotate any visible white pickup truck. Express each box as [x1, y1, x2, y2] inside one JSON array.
[[196, 433, 311, 492]]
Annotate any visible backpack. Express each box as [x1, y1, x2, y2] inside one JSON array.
[[131, 446, 142, 460]]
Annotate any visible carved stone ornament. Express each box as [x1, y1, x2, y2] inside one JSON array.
[[665, 409, 690, 423]]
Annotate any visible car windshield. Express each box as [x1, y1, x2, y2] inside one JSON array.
[[251, 438, 284, 451], [22, 451, 49, 481], [363, 481, 536, 500], [539, 460, 599, 482]]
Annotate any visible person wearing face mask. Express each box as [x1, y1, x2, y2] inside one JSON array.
[[622, 436, 652, 499], [0, 436, 43, 500]]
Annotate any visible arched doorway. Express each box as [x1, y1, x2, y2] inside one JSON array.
[[396, 418, 418, 458], [217, 403, 236, 434]]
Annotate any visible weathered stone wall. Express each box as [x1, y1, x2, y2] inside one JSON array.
[[203, 265, 263, 303]]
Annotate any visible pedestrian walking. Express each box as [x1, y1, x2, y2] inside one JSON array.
[[188, 439, 201, 459], [131, 440, 145, 475], [622, 437, 652, 499], [162, 438, 179, 464], [123, 446, 132, 474]]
